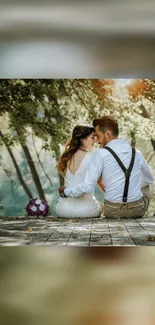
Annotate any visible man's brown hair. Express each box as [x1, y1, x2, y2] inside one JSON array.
[[93, 116, 119, 136]]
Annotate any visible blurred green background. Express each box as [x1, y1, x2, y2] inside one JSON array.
[[0, 247, 155, 325]]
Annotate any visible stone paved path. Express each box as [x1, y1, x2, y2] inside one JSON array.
[[0, 216, 155, 246]]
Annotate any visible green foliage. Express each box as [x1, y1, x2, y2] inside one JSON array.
[[0, 79, 76, 151]]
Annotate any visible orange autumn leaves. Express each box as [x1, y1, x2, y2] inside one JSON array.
[[91, 79, 114, 100], [91, 79, 155, 101]]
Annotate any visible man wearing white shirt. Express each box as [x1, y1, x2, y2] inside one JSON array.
[[59, 116, 154, 218]]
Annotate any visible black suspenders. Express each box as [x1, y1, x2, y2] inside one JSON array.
[[104, 146, 136, 203]]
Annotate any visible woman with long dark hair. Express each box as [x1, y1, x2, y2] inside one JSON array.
[[56, 124, 104, 218]]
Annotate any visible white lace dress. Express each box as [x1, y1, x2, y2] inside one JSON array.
[[56, 152, 102, 218]]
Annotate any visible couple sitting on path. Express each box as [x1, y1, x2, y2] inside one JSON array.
[[56, 116, 154, 218]]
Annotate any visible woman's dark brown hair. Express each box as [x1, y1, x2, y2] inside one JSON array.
[[56, 124, 95, 176]]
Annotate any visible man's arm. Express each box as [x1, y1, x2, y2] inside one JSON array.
[[97, 175, 105, 192], [64, 150, 104, 197]]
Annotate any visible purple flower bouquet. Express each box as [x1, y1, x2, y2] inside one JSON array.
[[25, 198, 50, 218]]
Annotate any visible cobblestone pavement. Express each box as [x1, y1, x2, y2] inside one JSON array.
[[0, 216, 155, 246]]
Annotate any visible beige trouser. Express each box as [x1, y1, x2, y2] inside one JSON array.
[[104, 183, 154, 218]]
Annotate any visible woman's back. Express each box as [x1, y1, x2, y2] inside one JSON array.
[[56, 151, 102, 218], [65, 151, 93, 193]]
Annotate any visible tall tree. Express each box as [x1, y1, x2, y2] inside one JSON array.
[[0, 131, 32, 199], [0, 79, 78, 190]]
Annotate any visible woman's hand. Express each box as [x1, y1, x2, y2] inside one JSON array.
[[58, 185, 66, 196]]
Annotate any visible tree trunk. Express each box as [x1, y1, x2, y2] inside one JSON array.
[[7, 146, 33, 199], [130, 130, 136, 147], [54, 148, 64, 186], [0, 132, 32, 199], [151, 139, 155, 152], [131, 139, 136, 147], [131, 134, 136, 147], [140, 104, 155, 152], [21, 144, 46, 200]]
